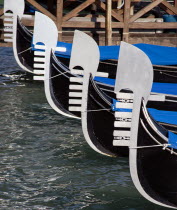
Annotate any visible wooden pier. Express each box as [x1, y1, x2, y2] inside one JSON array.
[[1, 0, 177, 46]]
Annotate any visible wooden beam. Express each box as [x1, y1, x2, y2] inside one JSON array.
[[63, 0, 95, 21], [157, 4, 174, 15], [160, 0, 177, 15], [130, 0, 163, 23], [26, 0, 56, 21], [56, 0, 63, 41], [95, 0, 123, 22], [130, 22, 177, 29], [106, 0, 112, 45], [15, 18, 177, 29], [122, 0, 131, 42]]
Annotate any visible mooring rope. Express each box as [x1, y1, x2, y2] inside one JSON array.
[[44, 71, 68, 80], [130, 144, 170, 149], [82, 108, 111, 112], [18, 47, 32, 55]]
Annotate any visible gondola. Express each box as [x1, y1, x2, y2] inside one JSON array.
[[33, 12, 177, 125], [34, 14, 177, 160], [4, 0, 177, 83], [4, 0, 35, 73], [81, 40, 177, 208]]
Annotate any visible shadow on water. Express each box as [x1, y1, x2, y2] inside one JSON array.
[[0, 47, 167, 209]]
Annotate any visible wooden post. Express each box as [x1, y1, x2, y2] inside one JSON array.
[[175, 0, 177, 8], [56, 0, 63, 41], [122, 0, 131, 42], [106, 0, 112, 45]]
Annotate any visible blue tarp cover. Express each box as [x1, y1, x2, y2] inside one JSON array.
[[111, 98, 132, 112], [148, 108, 177, 125], [54, 42, 177, 65], [94, 77, 177, 96], [168, 131, 177, 149]]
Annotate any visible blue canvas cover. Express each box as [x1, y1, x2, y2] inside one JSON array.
[[148, 108, 177, 125], [94, 77, 177, 96], [111, 98, 132, 112], [54, 42, 177, 65], [168, 131, 177, 149]]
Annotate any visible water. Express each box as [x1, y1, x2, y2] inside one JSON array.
[[0, 47, 167, 210]]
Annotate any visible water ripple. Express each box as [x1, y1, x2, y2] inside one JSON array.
[[0, 47, 166, 209]]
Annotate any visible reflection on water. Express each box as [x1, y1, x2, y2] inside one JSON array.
[[0, 47, 166, 209]]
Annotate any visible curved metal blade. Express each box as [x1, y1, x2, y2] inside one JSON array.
[[115, 41, 153, 104], [4, 0, 24, 18], [33, 11, 58, 49], [69, 30, 100, 78]]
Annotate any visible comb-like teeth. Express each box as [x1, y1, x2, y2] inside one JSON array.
[[116, 92, 134, 99], [113, 130, 131, 137], [69, 77, 83, 83], [33, 63, 45, 68], [4, 34, 13, 37], [4, 18, 13, 22], [115, 112, 132, 118], [116, 102, 133, 109], [69, 92, 82, 97], [114, 121, 132, 128], [34, 57, 45, 62], [69, 85, 83, 90], [4, 28, 13, 32], [33, 76, 44, 80], [4, 13, 13, 17], [33, 70, 45, 74], [71, 70, 84, 75], [34, 51, 45, 56], [113, 140, 130, 146], [69, 106, 82, 112], [4, 23, 13, 27], [34, 45, 46, 50], [69, 99, 82, 105], [4, 38, 13, 42]]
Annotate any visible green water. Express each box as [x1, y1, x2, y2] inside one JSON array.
[[0, 47, 167, 209]]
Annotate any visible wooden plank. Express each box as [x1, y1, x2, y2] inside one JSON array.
[[158, 3, 174, 15], [26, 0, 56, 21], [56, 0, 63, 41], [63, 0, 95, 21], [95, 0, 123, 22], [161, 0, 177, 15], [175, 0, 177, 8], [122, 0, 131, 42], [130, 0, 163, 23], [106, 0, 112, 45], [62, 21, 124, 28], [130, 22, 177, 29]]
